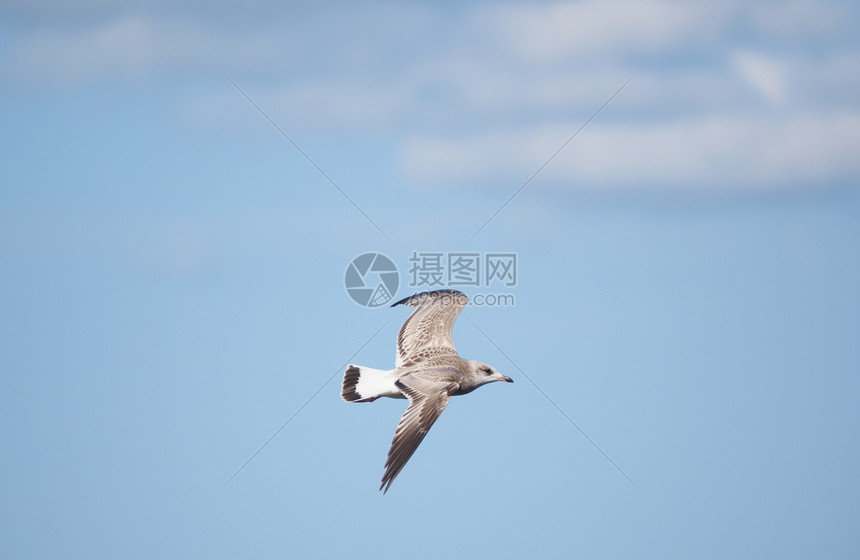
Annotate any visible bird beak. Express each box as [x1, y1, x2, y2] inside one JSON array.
[[499, 375, 514, 383]]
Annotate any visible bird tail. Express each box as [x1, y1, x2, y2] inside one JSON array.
[[341, 365, 398, 402]]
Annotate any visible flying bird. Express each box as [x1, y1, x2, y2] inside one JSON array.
[[342, 289, 513, 493]]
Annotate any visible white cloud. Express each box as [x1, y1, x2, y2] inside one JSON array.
[[749, 0, 860, 42], [402, 112, 860, 191], [7, 15, 282, 85], [731, 50, 789, 106], [483, 0, 730, 62], [4, 0, 858, 193]]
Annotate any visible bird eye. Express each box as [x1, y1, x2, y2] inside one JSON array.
[[482, 367, 492, 374]]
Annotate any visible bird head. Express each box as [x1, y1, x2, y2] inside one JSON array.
[[471, 361, 514, 386]]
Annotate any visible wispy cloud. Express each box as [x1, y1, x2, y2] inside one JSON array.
[[403, 111, 860, 191], [4, 0, 858, 193], [6, 14, 284, 86], [484, 0, 732, 62]]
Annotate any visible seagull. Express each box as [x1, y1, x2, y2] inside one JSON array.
[[342, 289, 513, 493]]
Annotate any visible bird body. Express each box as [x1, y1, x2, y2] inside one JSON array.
[[342, 289, 512, 493]]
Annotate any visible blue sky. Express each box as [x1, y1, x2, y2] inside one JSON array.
[[1, 1, 859, 558]]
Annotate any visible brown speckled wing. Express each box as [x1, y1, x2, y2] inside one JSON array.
[[379, 370, 460, 493], [391, 289, 468, 368]]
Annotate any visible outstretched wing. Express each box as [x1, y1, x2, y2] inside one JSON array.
[[391, 289, 469, 368], [380, 369, 461, 493]]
